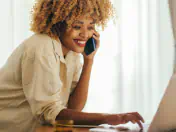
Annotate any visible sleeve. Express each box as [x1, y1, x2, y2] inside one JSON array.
[[22, 48, 66, 124], [70, 55, 83, 94]]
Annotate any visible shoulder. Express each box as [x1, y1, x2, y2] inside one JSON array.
[[23, 33, 54, 58], [24, 33, 52, 49]]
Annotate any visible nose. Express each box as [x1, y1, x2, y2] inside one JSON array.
[[79, 28, 89, 39]]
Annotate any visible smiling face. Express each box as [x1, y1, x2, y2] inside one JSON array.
[[59, 15, 95, 55]]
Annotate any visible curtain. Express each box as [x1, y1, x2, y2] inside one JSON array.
[[0, 0, 174, 122], [84, 0, 174, 122], [0, 0, 34, 68], [169, 0, 176, 40], [169, 0, 176, 73]]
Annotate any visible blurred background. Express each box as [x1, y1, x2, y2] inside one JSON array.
[[0, 0, 174, 123]]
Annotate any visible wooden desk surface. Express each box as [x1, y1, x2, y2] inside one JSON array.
[[35, 126, 145, 132], [36, 123, 149, 132], [36, 126, 93, 132]]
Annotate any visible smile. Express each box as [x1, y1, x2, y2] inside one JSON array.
[[74, 39, 86, 47]]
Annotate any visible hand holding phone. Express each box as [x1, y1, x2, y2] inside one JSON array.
[[84, 37, 96, 55]]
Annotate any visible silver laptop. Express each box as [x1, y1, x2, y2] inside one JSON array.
[[148, 74, 176, 132]]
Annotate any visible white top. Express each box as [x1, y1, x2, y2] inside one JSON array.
[[0, 34, 83, 132]]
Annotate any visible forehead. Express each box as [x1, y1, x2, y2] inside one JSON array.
[[73, 15, 96, 24]]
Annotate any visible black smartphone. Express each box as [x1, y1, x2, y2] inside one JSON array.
[[84, 37, 96, 55]]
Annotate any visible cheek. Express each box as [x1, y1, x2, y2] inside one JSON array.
[[62, 32, 76, 42], [67, 29, 80, 37]]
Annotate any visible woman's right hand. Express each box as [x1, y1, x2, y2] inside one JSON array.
[[104, 112, 145, 129]]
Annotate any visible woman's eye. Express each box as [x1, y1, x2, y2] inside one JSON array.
[[73, 26, 81, 30], [88, 27, 94, 30]]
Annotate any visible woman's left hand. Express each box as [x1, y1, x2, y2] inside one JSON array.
[[82, 30, 100, 61]]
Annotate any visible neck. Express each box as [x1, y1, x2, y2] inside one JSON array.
[[61, 45, 70, 56]]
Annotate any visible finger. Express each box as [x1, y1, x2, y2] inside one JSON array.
[[126, 114, 140, 124], [136, 120, 143, 130], [130, 114, 143, 128], [134, 112, 145, 123], [128, 112, 144, 123], [131, 120, 136, 124], [116, 126, 129, 131], [92, 36, 100, 49], [93, 31, 100, 37], [126, 114, 137, 124]]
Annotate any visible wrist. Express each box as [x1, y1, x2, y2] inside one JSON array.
[[84, 59, 93, 66], [101, 114, 111, 124], [103, 114, 123, 125], [119, 113, 126, 124]]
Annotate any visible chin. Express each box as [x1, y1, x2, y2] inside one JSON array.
[[73, 47, 84, 53]]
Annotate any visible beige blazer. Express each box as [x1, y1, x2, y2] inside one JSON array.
[[0, 33, 83, 132]]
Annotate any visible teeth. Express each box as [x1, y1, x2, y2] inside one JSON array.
[[77, 41, 86, 44]]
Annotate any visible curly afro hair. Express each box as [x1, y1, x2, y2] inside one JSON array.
[[30, 0, 115, 40]]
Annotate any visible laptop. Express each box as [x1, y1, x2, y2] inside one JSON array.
[[148, 74, 176, 132]]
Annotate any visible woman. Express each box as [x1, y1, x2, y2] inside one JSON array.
[[0, 0, 144, 131]]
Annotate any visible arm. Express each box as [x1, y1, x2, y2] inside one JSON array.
[[61, 31, 144, 128], [56, 108, 106, 125], [56, 109, 144, 128], [67, 30, 100, 111], [67, 60, 93, 111], [22, 45, 66, 124]]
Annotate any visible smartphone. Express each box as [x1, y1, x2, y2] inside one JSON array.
[[84, 37, 96, 55]]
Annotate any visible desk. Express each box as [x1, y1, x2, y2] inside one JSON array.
[[36, 126, 90, 132], [35, 125, 148, 132], [36, 122, 149, 132]]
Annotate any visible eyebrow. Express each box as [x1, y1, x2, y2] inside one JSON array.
[[74, 20, 96, 25]]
